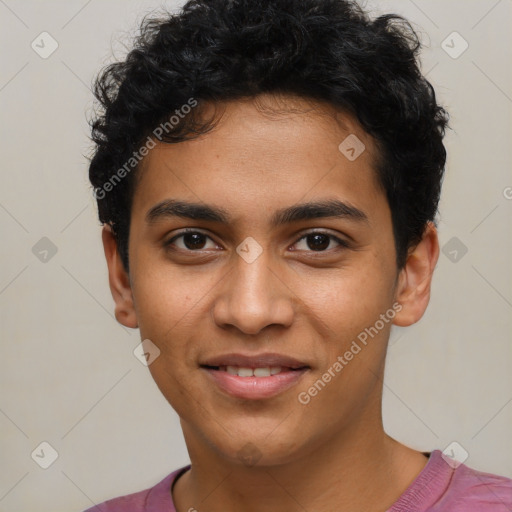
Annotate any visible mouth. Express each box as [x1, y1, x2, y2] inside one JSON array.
[[200, 353, 310, 400]]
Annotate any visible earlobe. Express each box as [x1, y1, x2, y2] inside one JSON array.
[[101, 225, 138, 329], [393, 222, 440, 327]]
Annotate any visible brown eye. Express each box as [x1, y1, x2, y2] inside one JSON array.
[[166, 231, 219, 251], [291, 232, 349, 252], [306, 233, 330, 251], [182, 232, 207, 249]]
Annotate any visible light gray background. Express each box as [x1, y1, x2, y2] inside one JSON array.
[[1, 0, 511, 511]]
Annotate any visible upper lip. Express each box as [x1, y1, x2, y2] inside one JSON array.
[[200, 352, 309, 369]]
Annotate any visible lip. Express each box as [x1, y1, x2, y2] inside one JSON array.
[[202, 367, 309, 400], [200, 352, 310, 400]]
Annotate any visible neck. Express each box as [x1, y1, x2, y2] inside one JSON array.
[[172, 417, 428, 512]]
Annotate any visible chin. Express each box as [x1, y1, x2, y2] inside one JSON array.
[[204, 422, 309, 468]]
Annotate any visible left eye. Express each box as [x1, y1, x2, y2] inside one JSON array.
[[292, 233, 346, 252]]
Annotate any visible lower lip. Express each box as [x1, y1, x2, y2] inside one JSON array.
[[202, 367, 309, 400]]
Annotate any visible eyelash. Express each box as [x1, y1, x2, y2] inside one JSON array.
[[164, 229, 350, 253]]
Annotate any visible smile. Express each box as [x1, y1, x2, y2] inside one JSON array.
[[200, 354, 310, 400], [209, 365, 298, 377]]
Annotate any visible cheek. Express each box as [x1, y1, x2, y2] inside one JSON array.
[[131, 269, 211, 417], [296, 259, 395, 340], [129, 261, 203, 361], [293, 271, 394, 430], [130, 240, 215, 330]]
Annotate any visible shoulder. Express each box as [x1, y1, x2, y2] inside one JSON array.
[[81, 466, 189, 512], [444, 460, 512, 510], [82, 489, 148, 512], [389, 450, 512, 512]]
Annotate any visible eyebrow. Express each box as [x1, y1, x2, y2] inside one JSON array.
[[145, 199, 368, 226]]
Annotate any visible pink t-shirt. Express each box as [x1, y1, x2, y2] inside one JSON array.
[[83, 450, 512, 511]]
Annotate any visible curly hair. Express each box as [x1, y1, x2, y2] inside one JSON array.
[[88, 0, 449, 271]]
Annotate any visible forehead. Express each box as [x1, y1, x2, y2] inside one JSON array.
[[133, 94, 385, 220]]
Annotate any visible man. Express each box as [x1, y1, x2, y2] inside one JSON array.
[[86, 0, 512, 510]]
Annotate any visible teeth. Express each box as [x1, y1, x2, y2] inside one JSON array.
[[253, 367, 271, 377], [238, 367, 254, 377], [226, 365, 238, 375], [224, 366, 283, 377]]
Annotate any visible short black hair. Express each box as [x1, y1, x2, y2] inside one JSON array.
[[88, 0, 449, 271]]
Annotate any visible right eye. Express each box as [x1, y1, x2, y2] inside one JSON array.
[[164, 230, 221, 251]]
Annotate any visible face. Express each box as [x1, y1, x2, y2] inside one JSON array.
[[104, 94, 437, 467]]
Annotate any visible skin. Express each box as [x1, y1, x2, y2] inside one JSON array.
[[103, 93, 440, 512]]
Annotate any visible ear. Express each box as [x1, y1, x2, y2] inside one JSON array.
[[393, 222, 440, 327], [101, 225, 138, 329]]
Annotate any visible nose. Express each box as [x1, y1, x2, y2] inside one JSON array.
[[211, 251, 295, 335]]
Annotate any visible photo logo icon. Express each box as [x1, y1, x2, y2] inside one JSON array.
[[236, 237, 263, 264], [441, 441, 469, 469], [441, 31, 468, 59], [31, 441, 59, 469], [133, 339, 161, 366], [237, 442, 263, 467], [338, 134, 365, 161], [442, 236, 468, 263], [31, 32, 59, 59], [32, 237, 58, 263]]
